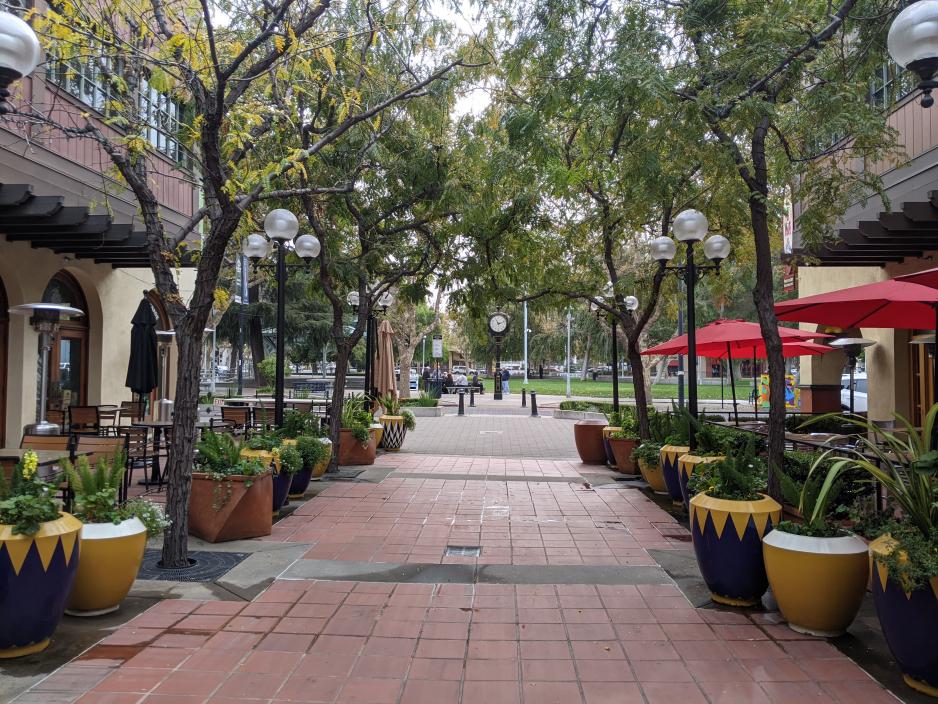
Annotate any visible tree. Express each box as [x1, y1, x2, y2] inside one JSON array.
[[18, 0, 478, 566], [387, 289, 442, 398], [668, 0, 900, 496]]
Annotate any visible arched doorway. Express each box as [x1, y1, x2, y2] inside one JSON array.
[[43, 271, 89, 413]]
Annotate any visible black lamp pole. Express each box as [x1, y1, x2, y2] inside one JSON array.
[[274, 243, 288, 427], [611, 319, 619, 413], [685, 242, 698, 445], [494, 337, 503, 401]]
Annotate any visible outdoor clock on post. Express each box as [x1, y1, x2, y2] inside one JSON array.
[[489, 312, 509, 336], [489, 312, 509, 400]]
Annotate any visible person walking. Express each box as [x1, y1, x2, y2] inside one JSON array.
[[421, 366, 431, 392], [502, 367, 510, 395]]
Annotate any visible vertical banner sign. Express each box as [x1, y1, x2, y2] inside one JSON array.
[[432, 334, 443, 359], [782, 191, 796, 293]]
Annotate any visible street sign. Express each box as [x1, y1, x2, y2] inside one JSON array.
[[432, 334, 443, 358]]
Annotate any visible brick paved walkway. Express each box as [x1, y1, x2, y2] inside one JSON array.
[[398, 416, 579, 458], [13, 451, 902, 704]]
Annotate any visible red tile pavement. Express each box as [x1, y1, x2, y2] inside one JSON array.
[[19, 581, 900, 704], [261, 478, 688, 564], [373, 454, 587, 477]]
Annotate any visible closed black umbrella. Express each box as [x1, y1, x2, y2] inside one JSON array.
[[126, 297, 159, 402]]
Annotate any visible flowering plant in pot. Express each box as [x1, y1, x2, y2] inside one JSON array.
[[761, 454, 869, 637], [62, 452, 169, 616], [190, 431, 272, 542], [633, 441, 666, 494], [687, 438, 780, 607], [0, 450, 81, 657], [804, 408, 938, 697]]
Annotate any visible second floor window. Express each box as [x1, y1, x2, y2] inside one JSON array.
[[870, 62, 914, 110], [47, 59, 188, 165], [0, 0, 28, 15]]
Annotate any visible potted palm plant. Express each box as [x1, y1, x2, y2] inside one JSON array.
[[190, 431, 273, 542], [337, 397, 377, 465], [762, 455, 869, 637], [805, 408, 938, 697], [377, 393, 416, 451], [0, 450, 82, 657], [62, 452, 169, 616], [687, 438, 781, 607], [660, 409, 691, 505]]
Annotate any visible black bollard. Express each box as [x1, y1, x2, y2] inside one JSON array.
[[530, 391, 538, 417], [521, 387, 527, 407], [458, 389, 465, 416], [469, 386, 475, 407]]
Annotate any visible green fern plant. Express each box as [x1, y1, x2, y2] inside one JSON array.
[[687, 436, 766, 501], [63, 452, 126, 524]]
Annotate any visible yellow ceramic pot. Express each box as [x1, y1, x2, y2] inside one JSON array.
[[370, 423, 384, 449], [66, 517, 147, 616], [638, 457, 668, 494], [313, 438, 332, 478], [240, 448, 278, 472], [677, 454, 724, 509], [763, 529, 868, 636]]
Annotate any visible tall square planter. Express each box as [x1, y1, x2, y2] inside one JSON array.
[[188, 472, 273, 542]]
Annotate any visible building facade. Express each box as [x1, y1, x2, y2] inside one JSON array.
[[0, 1, 196, 444], [792, 81, 938, 427]]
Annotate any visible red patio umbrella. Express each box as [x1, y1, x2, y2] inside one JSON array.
[[775, 278, 938, 410], [642, 320, 833, 424]]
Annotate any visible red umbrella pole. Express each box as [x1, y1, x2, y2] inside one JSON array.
[[727, 342, 739, 426], [753, 347, 758, 421]]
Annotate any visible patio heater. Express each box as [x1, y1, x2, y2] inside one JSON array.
[[829, 337, 875, 414], [9, 303, 84, 434], [156, 330, 176, 421]]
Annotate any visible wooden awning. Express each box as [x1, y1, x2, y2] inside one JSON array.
[[0, 182, 190, 268], [791, 193, 938, 266]]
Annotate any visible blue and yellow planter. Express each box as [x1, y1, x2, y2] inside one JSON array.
[[0, 513, 82, 657], [869, 536, 938, 698], [689, 492, 781, 607], [677, 454, 723, 510], [659, 445, 689, 505], [602, 427, 622, 468]]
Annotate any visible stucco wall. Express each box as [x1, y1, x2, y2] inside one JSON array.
[[0, 239, 196, 443]]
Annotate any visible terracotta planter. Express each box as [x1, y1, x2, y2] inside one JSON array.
[[677, 454, 724, 509], [689, 492, 781, 607], [869, 536, 938, 697], [763, 530, 868, 637], [66, 517, 147, 617], [380, 416, 408, 451], [659, 445, 690, 505], [337, 429, 377, 465], [602, 426, 622, 468], [188, 472, 273, 542], [574, 420, 607, 464], [0, 513, 82, 658], [638, 457, 668, 494], [608, 437, 639, 474], [271, 471, 292, 516]]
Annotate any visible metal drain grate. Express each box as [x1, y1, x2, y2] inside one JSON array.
[[444, 545, 482, 557], [137, 549, 250, 582]]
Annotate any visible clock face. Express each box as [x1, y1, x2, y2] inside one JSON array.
[[489, 313, 508, 334]]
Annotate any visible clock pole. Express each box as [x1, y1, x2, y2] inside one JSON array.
[[494, 336, 503, 400]]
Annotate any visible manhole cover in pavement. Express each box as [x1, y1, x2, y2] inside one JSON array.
[[444, 545, 482, 557], [137, 549, 250, 582]]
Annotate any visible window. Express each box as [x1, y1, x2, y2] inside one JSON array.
[[0, 0, 28, 15], [47, 59, 189, 164], [870, 62, 914, 110]]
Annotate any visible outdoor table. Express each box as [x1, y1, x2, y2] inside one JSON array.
[[132, 420, 212, 484], [785, 432, 850, 449]]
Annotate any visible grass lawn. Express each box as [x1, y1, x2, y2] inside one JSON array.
[[489, 376, 752, 400]]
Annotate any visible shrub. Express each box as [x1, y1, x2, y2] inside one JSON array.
[[632, 442, 662, 465], [0, 450, 60, 535], [296, 435, 329, 470], [686, 437, 766, 502]]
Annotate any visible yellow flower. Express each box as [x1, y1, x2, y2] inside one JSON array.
[[21, 450, 39, 480]]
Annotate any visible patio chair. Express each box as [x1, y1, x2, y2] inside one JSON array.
[[119, 400, 146, 426], [68, 406, 101, 435], [220, 405, 251, 437], [253, 404, 275, 432], [98, 406, 120, 435], [123, 426, 152, 491], [46, 408, 66, 429], [73, 434, 130, 501], [20, 434, 71, 452]]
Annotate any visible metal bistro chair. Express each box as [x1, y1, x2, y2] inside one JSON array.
[[253, 404, 275, 433], [123, 426, 152, 492], [220, 405, 251, 437], [98, 406, 121, 435], [68, 406, 101, 435], [20, 434, 73, 504], [119, 400, 146, 428]]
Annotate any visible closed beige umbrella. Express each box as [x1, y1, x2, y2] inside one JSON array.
[[374, 319, 398, 398]]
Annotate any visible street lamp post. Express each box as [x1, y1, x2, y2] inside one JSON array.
[[591, 292, 638, 414], [243, 209, 321, 426], [0, 10, 42, 115], [650, 210, 731, 448], [566, 309, 572, 399], [888, 1, 938, 108]]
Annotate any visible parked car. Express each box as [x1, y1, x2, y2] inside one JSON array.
[[841, 372, 868, 413], [452, 365, 467, 374]]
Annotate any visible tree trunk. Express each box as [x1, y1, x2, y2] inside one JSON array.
[[248, 283, 266, 384], [628, 342, 652, 439], [326, 342, 352, 472], [397, 346, 416, 399], [160, 318, 204, 568], [580, 335, 591, 380], [749, 126, 784, 501]]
